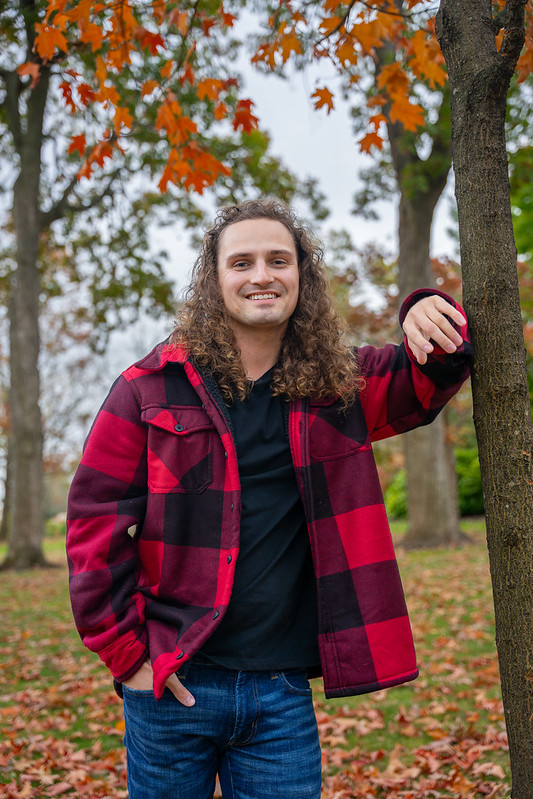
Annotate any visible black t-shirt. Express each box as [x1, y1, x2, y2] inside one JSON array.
[[200, 368, 320, 670]]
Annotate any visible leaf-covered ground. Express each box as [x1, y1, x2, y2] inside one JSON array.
[[0, 522, 509, 798]]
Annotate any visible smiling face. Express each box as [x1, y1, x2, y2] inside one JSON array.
[[217, 218, 300, 343]]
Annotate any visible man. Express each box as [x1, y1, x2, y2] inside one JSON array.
[[67, 198, 472, 799]]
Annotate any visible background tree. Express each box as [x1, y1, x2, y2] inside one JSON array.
[[0, 0, 326, 569], [435, 0, 533, 794]]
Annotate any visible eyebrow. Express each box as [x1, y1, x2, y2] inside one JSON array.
[[225, 248, 295, 262]]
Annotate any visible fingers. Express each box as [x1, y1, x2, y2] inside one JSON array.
[[123, 661, 196, 707], [166, 672, 196, 707], [122, 659, 154, 690], [403, 296, 467, 365]]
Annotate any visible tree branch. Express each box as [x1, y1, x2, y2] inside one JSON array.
[[0, 69, 24, 155], [39, 170, 122, 229], [496, 0, 527, 77]]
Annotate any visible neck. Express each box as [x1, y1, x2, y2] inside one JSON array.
[[234, 329, 284, 381]]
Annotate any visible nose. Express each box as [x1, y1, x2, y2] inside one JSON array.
[[250, 259, 274, 285]]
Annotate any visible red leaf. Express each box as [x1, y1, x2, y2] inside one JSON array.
[[232, 99, 259, 133], [68, 134, 86, 157]]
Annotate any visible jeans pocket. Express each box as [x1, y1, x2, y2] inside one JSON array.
[[278, 669, 313, 696], [122, 685, 156, 698]]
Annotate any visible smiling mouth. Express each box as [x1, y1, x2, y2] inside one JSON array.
[[246, 293, 278, 301]]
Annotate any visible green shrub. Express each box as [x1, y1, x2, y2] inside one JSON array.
[[455, 447, 484, 516], [384, 470, 407, 519], [384, 447, 484, 520]]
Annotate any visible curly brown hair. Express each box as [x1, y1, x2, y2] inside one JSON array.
[[171, 198, 360, 404]]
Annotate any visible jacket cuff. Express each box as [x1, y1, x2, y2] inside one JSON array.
[[98, 627, 148, 682], [399, 288, 470, 361]]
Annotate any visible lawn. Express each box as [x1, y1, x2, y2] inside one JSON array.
[[0, 519, 509, 798]]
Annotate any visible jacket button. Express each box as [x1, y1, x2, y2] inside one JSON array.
[[227, 555, 232, 564], [213, 610, 220, 619], [224, 451, 228, 458], [174, 423, 184, 432], [176, 653, 184, 660]]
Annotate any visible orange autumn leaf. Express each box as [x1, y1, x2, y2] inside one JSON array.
[[407, 29, 446, 89], [359, 130, 384, 153], [62, 0, 91, 24], [137, 27, 166, 54], [160, 59, 173, 80], [180, 61, 195, 86], [158, 148, 192, 192], [368, 112, 387, 130], [91, 140, 114, 168], [68, 134, 86, 157], [251, 41, 278, 70], [350, 18, 393, 55], [214, 101, 228, 120], [43, 0, 67, 23], [34, 23, 69, 60], [168, 9, 189, 35], [152, 0, 166, 24], [156, 99, 197, 146], [377, 62, 410, 99], [17, 62, 41, 88], [312, 86, 334, 113], [335, 38, 359, 66], [196, 78, 224, 102], [181, 146, 231, 193], [113, 106, 134, 135], [141, 79, 159, 98], [389, 96, 426, 131], [517, 44, 533, 82], [280, 29, 303, 61], [319, 15, 343, 36], [96, 84, 120, 106], [94, 55, 107, 87]]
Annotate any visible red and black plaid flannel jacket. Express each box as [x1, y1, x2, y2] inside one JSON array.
[[67, 289, 472, 700]]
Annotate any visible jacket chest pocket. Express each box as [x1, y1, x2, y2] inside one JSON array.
[[309, 411, 370, 462], [142, 406, 215, 493]]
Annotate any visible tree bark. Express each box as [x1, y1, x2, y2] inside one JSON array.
[[436, 1, 533, 793], [386, 104, 462, 547], [1, 65, 49, 569]]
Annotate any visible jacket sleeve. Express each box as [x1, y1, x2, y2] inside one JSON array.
[[66, 374, 149, 682], [357, 288, 473, 441]]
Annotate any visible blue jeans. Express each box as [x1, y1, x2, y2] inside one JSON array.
[[122, 659, 321, 799]]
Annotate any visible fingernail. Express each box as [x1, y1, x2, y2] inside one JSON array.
[[184, 695, 195, 707]]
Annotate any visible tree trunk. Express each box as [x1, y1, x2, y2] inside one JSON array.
[[1, 68, 49, 570], [388, 117, 461, 547], [436, 1, 533, 794]]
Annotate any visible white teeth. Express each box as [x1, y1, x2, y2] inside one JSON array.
[[248, 293, 277, 300]]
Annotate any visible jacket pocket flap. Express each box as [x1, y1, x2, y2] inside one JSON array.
[[142, 406, 214, 436]]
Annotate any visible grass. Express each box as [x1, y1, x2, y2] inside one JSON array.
[[0, 518, 510, 797]]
